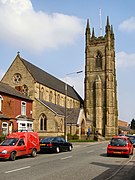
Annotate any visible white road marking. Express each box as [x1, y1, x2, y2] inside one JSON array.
[[61, 156, 72, 160], [87, 150, 94, 153], [5, 166, 31, 174]]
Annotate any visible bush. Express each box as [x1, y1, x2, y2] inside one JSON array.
[[67, 134, 79, 140], [0, 134, 6, 143]]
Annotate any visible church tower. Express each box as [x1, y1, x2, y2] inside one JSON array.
[[84, 17, 118, 138]]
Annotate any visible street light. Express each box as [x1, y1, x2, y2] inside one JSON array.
[[64, 70, 83, 142]]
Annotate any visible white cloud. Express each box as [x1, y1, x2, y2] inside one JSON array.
[[61, 72, 84, 98], [116, 51, 135, 68], [119, 17, 135, 32], [0, 0, 84, 53]]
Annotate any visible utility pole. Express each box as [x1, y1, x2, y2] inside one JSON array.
[[64, 70, 83, 141]]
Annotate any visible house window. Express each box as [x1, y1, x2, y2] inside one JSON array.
[[27, 123, 33, 131], [21, 101, 26, 115], [17, 121, 33, 131], [39, 113, 47, 131], [2, 122, 8, 135], [0, 95, 3, 112]]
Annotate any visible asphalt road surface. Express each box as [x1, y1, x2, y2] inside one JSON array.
[[0, 141, 135, 180]]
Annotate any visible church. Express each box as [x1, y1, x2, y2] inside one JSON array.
[[1, 16, 118, 139]]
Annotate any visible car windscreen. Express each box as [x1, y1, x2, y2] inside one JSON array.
[[110, 138, 127, 146], [40, 137, 54, 143], [0, 138, 18, 146]]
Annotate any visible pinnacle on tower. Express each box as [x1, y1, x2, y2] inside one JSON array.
[[111, 25, 114, 34], [92, 28, 95, 38], [85, 19, 90, 34], [106, 16, 110, 26], [85, 19, 91, 45]]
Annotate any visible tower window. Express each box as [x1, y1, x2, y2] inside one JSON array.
[[96, 52, 102, 69]]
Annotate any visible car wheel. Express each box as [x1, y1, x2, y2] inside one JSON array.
[[31, 149, 37, 157], [10, 151, 16, 161], [56, 147, 60, 153], [68, 145, 72, 151], [126, 152, 130, 158], [107, 153, 110, 157]]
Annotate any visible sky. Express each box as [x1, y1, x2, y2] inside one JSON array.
[[0, 0, 135, 123]]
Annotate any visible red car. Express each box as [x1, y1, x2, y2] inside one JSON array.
[[0, 132, 40, 161], [107, 135, 134, 157]]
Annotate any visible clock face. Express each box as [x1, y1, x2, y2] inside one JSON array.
[[13, 73, 22, 84]]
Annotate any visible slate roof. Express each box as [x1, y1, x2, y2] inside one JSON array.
[[21, 57, 83, 103], [0, 81, 32, 101], [37, 99, 80, 124], [118, 125, 130, 131], [67, 108, 80, 124]]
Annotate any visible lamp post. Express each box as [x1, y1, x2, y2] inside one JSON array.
[[64, 70, 83, 142]]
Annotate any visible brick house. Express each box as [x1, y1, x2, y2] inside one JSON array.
[[118, 120, 130, 134], [0, 81, 33, 135]]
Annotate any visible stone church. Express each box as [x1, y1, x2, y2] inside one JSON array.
[[1, 16, 118, 139], [84, 16, 118, 139], [1, 54, 87, 139]]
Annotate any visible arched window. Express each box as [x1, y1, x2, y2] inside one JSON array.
[[0, 95, 3, 112], [40, 87, 44, 99], [49, 91, 53, 102], [70, 99, 72, 108], [57, 94, 60, 105], [39, 113, 47, 131], [96, 52, 102, 69]]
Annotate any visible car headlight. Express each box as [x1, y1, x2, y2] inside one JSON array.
[[2, 150, 8, 154]]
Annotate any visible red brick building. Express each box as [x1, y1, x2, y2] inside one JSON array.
[[118, 119, 130, 134], [0, 81, 33, 135]]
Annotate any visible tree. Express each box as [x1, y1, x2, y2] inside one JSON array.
[[131, 118, 135, 129]]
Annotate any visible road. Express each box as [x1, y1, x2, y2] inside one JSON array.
[[0, 141, 135, 180]]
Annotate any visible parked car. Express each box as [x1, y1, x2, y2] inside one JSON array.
[[107, 135, 134, 157], [126, 135, 135, 147], [0, 131, 40, 161], [40, 136, 73, 153]]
